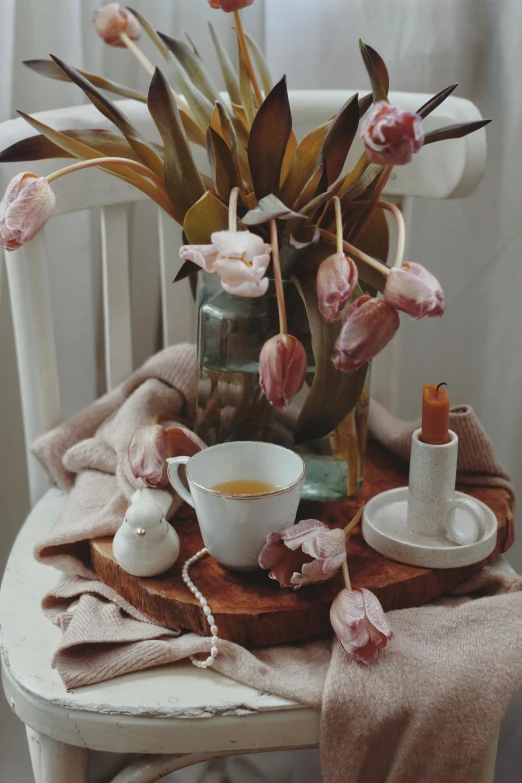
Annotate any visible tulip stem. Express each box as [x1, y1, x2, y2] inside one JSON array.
[[229, 186, 239, 231], [119, 31, 155, 75], [342, 561, 352, 591], [378, 201, 405, 268], [234, 10, 264, 106], [318, 228, 391, 278], [119, 31, 190, 116], [343, 504, 365, 539], [46, 157, 175, 217], [333, 196, 343, 255], [348, 164, 393, 245], [333, 199, 405, 268], [270, 219, 287, 336]]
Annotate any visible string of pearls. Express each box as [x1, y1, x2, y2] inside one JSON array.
[[181, 547, 219, 669]]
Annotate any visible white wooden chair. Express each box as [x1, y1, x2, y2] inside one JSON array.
[[0, 91, 499, 783]]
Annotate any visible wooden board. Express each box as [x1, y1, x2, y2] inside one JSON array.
[[91, 441, 514, 648]]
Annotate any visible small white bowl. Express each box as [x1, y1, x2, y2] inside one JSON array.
[[362, 486, 497, 569]]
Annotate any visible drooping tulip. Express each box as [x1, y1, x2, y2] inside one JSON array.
[[332, 296, 400, 372], [259, 519, 347, 589], [259, 333, 307, 412], [317, 252, 359, 323], [180, 230, 271, 298], [384, 262, 445, 319], [0, 172, 56, 251], [128, 423, 206, 488], [208, 0, 255, 10], [93, 4, 141, 46], [360, 101, 424, 166], [330, 587, 394, 664]]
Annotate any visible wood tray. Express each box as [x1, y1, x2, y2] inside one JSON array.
[[91, 442, 514, 647]]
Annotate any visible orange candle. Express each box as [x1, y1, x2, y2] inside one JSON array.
[[421, 383, 450, 445]]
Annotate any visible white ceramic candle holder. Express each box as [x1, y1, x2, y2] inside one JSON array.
[[362, 429, 498, 569]]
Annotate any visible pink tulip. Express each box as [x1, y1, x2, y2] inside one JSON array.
[[317, 252, 358, 323], [360, 101, 424, 166], [93, 4, 141, 47], [259, 334, 307, 412], [330, 587, 394, 664], [259, 519, 347, 589], [332, 296, 400, 372], [0, 172, 56, 252], [384, 262, 445, 319], [128, 423, 206, 488], [180, 230, 271, 298], [208, 0, 255, 10]]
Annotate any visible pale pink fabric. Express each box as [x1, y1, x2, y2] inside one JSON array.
[[32, 346, 522, 783]]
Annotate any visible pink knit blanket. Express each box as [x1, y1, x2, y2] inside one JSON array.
[[32, 343, 522, 783]]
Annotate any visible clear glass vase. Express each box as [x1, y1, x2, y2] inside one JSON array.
[[195, 273, 370, 502]]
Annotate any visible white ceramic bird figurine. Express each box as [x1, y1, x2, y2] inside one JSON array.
[[113, 491, 180, 577]]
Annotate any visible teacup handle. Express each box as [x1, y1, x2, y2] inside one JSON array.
[[166, 456, 194, 508], [445, 497, 486, 546]]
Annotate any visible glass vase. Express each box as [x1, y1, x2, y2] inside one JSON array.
[[195, 273, 370, 502]]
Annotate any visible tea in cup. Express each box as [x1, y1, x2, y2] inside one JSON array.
[[167, 441, 305, 570]]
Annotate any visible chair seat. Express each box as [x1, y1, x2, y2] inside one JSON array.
[[0, 489, 318, 755]]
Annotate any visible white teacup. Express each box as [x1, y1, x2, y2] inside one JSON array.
[[167, 441, 305, 570], [407, 428, 486, 545]]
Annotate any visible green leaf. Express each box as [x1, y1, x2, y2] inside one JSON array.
[[423, 119, 491, 145], [215, 101, 246, 187], [15, 111, 171, 212], [359, 40, 389, 103], [417, 83, 458, 119], [242, 194, 305, 225], [206, 127, 237, 201], [322, 93, 360, 186], [238, 38, 256, 126], [167, 52, 214, 131], [208, 22, 241, 106], [279, 122, 330, 207], [0, 128, 161, 163], [174, 259, 200, 283], [159, 32, 219, 104], [148, 68, 205, 223], [183, 190, 229, 244], [127, 8, 169, 58], [292, 245, 369, 443], [244, 31, 273, 96], [24, 59, 147, 103], [248, 76, 292, 200], [358, 92, 374, 117], [50, 55, 164, 177]]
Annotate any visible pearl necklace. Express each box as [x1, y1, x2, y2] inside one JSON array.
[[181, 548, 219, 669]]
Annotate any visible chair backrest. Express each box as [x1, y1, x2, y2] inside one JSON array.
[[0, 90, 487, 504]]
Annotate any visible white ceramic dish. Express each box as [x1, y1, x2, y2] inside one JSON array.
[[362, 487, 497, 569]]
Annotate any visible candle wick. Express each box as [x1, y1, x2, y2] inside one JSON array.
[[436, 382, 448, 393]]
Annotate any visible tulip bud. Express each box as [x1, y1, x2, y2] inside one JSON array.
[[93, 4, 141, 46], [317, 252, 358, 323], [0, 173, 56, 252], [259, 334, 307, 412], [330, 587, 394, 664], [384, 262, 445, 319], [332, 296, 400, 372], [360, 101, 424, 166], [259, 519, 347, 589], [128, 423, 207, 489], [128, 425, 168, 488], [208, 0, 255, 10]]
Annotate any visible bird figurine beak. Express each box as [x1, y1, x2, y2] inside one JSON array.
[[136, 528, 146, 537]]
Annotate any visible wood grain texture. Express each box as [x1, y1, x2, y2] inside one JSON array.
[[91, 441, 513, 647]]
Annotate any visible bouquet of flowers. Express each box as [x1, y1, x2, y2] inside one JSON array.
[[0, 1, 488, 448]]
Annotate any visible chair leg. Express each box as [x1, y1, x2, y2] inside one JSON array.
[[26, 727, 88, 783]]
